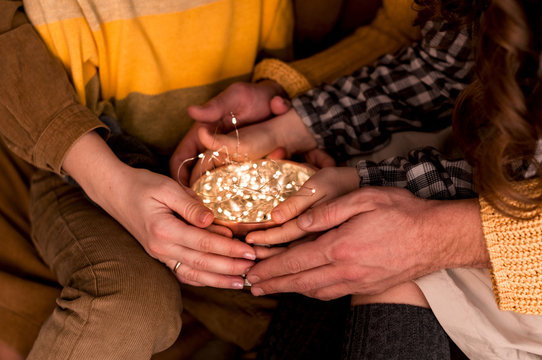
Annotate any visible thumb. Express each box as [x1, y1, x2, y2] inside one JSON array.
[[265, 147, 288, 160], [297, 191, 369, 231], [170, 186, 214, 228], [187, 101, 224, 123], [304, 149, 336, 168], [270, 96, 291, 115], [197, 126, 240, 153]]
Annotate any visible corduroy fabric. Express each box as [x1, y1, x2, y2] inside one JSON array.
[[27, 169, 183, 359]]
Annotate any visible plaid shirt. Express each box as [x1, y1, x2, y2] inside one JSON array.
[[292, 20, 477, 199]]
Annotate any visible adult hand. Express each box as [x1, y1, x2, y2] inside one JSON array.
[[170, 80, 289, 183], [245, 166, 359, 247], [246, 186, 489, 300], [64, 132, 256, 289]]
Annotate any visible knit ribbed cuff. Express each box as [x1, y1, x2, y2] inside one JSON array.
[[480, 188, 542, 314], [252, 59, 312, 98]]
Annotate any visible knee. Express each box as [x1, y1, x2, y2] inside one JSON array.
[[87, 254, 183, 350]]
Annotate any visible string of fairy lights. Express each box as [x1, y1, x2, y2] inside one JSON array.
[[180, 113, 315, 224]]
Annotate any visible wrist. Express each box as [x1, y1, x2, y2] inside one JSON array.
[[62, 131, 130, 204], [256, 79, 288, 99], [424, 198, 490, 270], [274, 108, 318, 156]]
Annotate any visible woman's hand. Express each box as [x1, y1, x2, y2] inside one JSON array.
[[246, 186, 489, 300], [64, 132, 256, 289], [245, 166, 360, 247]]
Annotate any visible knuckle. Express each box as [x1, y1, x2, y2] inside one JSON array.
[[320, 203, 337, 225], [197, 235, 213, 253], [327, 241, 351, 262], [291, 277, 312, 293], [229, 260, 244, 275], [148, 223, 166, 239], [192, 255, 210, 271], [145, 241, 162, 257], [182, 267, 201, 283], [342, 267, 362, 282], [182, 200, 203, 221], [283, 200, 300, 219], [284, 257, 303, 274]]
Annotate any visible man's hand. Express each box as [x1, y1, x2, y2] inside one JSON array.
[[246, 186, 489, 299]]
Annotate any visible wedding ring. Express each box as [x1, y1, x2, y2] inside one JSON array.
[[173, 261, 182, 273]]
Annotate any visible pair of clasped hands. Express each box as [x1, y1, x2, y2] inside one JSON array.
[[66, 80, 484, 302]]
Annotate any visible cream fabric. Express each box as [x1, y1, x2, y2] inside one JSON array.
[[416, 269, 542, 360]]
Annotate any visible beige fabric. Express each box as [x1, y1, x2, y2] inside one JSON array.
[[416, 269, 542, 360]]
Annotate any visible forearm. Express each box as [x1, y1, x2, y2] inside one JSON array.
[[287, 0, 420, 89], [292, 20, 473, 158], [423, 198, 490, 272], [62, 131, 128, 206], [253, 0, 420, 98], [0, 1, 107, 173]]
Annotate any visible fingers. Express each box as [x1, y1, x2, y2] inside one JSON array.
[[166, 258, 247, 289], [249, 264, 346, 298], [168, 220, 256, 260], [270, 182, 327, 224], [246, 219, 309, 245], [296, 189, 373, 232], [169, 124, 215, 184], [270, 96, 291, 115], [189, 147, 230, 186], [304, 149, 336, 168], [205, 223, 233, 238], [166, 245, 253, 276], [187, 101, 224, 123], [264, 147, 287, 160], [246, 237, 328, 285], [197, 126, 239, 154], [165, 185, 214, 228], [253, 245, 286, 260]]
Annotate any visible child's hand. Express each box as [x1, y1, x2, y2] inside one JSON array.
[[188, 108, 318, 185], [245, 166, 360, 248], [169, 80, 290, 183]]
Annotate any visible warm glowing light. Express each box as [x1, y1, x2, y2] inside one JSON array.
[[192, 159, 314, 223]]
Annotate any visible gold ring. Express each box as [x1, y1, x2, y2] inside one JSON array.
[[173, 261, 181, 273]]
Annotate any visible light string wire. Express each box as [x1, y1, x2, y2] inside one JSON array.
[[177, 113, 315, 223]]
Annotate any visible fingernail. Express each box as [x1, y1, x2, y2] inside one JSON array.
[[232, 281, 244, 289], [243, 252, 256, 260], [252, 287, 264, 296], [271, 209, 284, 223], [298, 211, 313, 228], [247, 275, 260, 284]]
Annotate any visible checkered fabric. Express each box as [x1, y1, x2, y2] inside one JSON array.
[[357, 147, 476, 199], [293, 20, 474, 159], [292, 19, 477, 199]]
